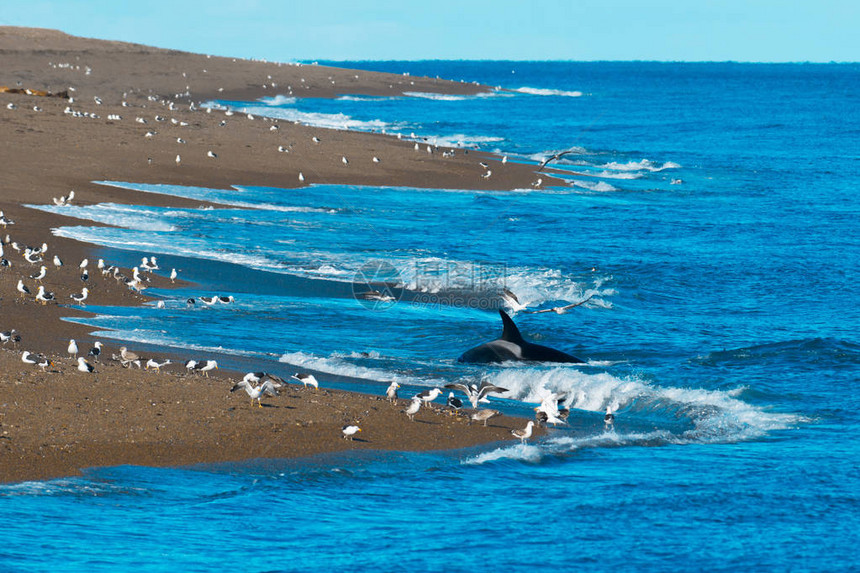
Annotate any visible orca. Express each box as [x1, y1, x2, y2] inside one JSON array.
[[458, 309, 584, 364]]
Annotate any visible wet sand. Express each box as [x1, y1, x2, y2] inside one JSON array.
[[0, 27, 549, 483]]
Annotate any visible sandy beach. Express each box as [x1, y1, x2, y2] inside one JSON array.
[[0, 27, 551, 483]]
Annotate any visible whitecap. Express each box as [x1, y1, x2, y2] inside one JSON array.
[[514, 87, 584, 97]]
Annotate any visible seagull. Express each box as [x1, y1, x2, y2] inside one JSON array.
[[198, 360, 218, 377], [298, 172, 304, 182], [0, 329, 17, 344], [30, 265, 46, 282], [35, 285, 55, 304], [79, 258, 88, 270], [312, 136, 321, 143], [444, 380, 509, 409], [176, 137, 186, 144], [470, 409, 501, 427], [207, 150, 217, 158], [512, 421, 535, 444], [16, 279, 30, 298], [500, 288, 529, 313], [24, 250, 42, 264], [77, 357, 95, 373], [538, 149, 579, 171], [175, 154, 181, 165], [278, 145, 288, 153], [217, 295, 235, 304], [231, 379, 279, 407], [199, 296, 218, 305], [385, 381, 400, 402], [185, 359, 199, 372], [372, 156, 380, 163], [414, 387, 442, 407], [119, 347, 140, 363], [535, 391, 568, 426], [80, 268, 88, 282], [22, 351, 38, 365], [404, 398, 421, 421], [342, 156, 349, 166], [292, 373, 319, 389], [604, 406, 615, 429], [67, 339, 78, 358], [243, 372, 285, 386], [342, 425, 361, 440], [524, 293, 595, 315], [446, 392, 463, 410], [146, 359, 171, 372], [70, 287, 89, 304], [88, 341, 103, 361], [94, 96, 102, 105], [170, 268, 178, 283], [53, 255, 63, 267], [480, 170, 492, 179]]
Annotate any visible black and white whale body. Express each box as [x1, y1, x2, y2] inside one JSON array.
[[458, 309, 584, 364]]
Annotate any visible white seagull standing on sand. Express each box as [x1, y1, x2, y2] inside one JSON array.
[[404, 398, 421, 421], [170, 268, 178, 283], [30, 265, 47, 282], [385, 381, 400, 402], [16, 279, 30, 298], [67, 339, 78, 359], [35, 285, 55, 304], [230, 379, 279, 408], [199, 360, 218, 377], [292, 373, 319, 390], [342, 425, 361, 440], [414, 387, 442, 408], [512, 421, 535, 445], [77, 357, 95, 373], [88, 341, 103, 361], [176, 154, 181, 165], [70, 287, 89, 305]]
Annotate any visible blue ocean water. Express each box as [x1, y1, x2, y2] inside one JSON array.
[[4, 62, 859, 571]]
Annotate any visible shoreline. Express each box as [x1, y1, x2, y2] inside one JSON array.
[[0, 27, 550, 483]]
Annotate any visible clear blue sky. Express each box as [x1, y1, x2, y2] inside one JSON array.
[[2, 0, 857, 62]]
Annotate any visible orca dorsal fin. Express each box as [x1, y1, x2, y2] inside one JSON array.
[[499, 309, 525, 343]]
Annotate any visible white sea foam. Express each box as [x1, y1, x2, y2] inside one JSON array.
[[232, 103, 401, 133], [480, 366, 805, 444], [599, 159, 681, 172], [401, 91, 504, 102], [258, 95, 297, 106], [278, 350, 436, 385], [26, 203, 176, 232], [514, 87, 583, 97], [569, 180, 619, 192]]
